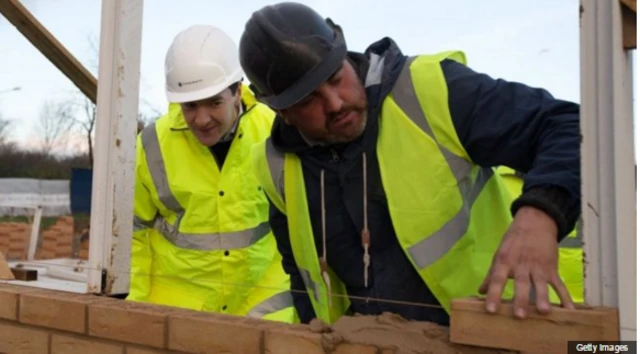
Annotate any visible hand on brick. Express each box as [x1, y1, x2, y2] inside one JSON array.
[[477, 206, 575, 319]]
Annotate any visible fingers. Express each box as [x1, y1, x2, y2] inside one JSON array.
[[532, 267, 551, 314], [484, 261, 509, 314], [513, 265, 531, 318], [550, 274, 575, 310], [478, 263, 493, 295]]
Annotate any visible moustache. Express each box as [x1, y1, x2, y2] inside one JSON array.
[[329, 105, 366, 121]]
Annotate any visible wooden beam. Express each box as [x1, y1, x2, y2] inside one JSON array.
[[620, 0, 636, 12], [0, 0, 97, 103], [622, 2, 637, 50], [449, 298, 620, 353]]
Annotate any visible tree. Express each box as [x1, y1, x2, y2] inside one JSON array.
[[36, 100, 74, 155], [68, 97, 97, 167], [0, 115, 10, 147]]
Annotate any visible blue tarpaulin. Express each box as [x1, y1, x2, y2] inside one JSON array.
[[70, 168, 92, 214]]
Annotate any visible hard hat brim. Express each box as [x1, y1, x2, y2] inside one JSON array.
[[166, 70, 244, 104], [256, 43, 347, 110]]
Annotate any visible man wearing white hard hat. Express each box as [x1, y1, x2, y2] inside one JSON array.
[[128, 24, 296, 323]]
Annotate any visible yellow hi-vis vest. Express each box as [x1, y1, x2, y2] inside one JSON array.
[[252, 51, 522, 324], [495, 166, 584, 303], [128, 86, 296, 323]]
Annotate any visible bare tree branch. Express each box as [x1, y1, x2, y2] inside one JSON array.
[[64, 96, 96, 167], [0, 114, 11, 146], [36, 100, 74, 155]]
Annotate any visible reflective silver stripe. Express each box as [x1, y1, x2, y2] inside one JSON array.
[[265, 139, 286, 203], [559, 231, 583, 249], [141, 123, 270, 251], [299, 267, 321, 302], [391, 56, 492, 269], [408, 168, 494, 269], [365, 53, 385, 87], [133, 216, 154, 232], [155, 217, 271, 250], [247, 291, 294, 318], [141, 123, 184, 213], [391, 56, 472, 183]]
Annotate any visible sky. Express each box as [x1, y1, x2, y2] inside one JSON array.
[[0, 0, 635, 156]]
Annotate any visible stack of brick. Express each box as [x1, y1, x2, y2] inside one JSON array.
[[78, 228, 90, 260], [35, 216, 74, 260], [0, 223, 31, 260], [0, 283, 511, 354], [0, 217, 76, 261]]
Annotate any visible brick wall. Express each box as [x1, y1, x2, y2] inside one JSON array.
[[0, 283, 512, 354]]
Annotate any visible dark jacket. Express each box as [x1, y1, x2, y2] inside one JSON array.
[[267, 37, 581, 325]]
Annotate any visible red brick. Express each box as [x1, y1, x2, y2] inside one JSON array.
[[51, 334, 123, 354], [168, 311, 264, 354], [264, 325, 325, 354], [89, 299, 178, 348], [0, 320, 49, 354], [20, 290, 115, 333]]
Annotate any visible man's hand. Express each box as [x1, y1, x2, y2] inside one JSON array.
[[478, 206, 575, 318]]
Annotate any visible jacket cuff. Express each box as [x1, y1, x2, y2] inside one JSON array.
[[510, 186, 573, 240]]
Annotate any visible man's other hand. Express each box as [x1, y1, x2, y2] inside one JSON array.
[[478, 206, 575, 318]]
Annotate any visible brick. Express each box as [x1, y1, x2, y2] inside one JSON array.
[[51, 334, 123, 354], [380, 350, 397, 354], [126, 346, 186, 354], [0, 285, 21, 320], [20, 290, 115, 333], [450, 297, 620, 353], [264, 325, 325, 354], [169, 311, 263, 354], [89, 299, 179, 348], [0, 284, 41, 320], [0, 320, 49, 354], [332, 343, 379, 354]]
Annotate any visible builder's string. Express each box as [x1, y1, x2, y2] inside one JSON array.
[[4, 258, 450, 310]]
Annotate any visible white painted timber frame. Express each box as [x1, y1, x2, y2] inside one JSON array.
[[579, 0, 636, 341], [86, 0, 144, 295], [2, 0, 634, 341]]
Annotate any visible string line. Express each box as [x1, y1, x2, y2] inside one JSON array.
[[5, 258, 450, 310]]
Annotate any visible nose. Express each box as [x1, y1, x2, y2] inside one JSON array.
[[193, 105, 210, 127], [318, 85, 343, 114]]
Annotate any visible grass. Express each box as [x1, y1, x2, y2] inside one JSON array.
[[0, 213, 90, 230]]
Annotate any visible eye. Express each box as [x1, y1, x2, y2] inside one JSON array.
[[182, 102, 197, 110], [329, 69, 343, 85]]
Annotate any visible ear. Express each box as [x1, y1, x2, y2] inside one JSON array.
[[233, 85, 242, 107], [276, 109, 292, 125]]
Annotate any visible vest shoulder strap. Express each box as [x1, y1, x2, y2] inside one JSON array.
[[252, 138, 286, 214], [399, 50, 470, 161]]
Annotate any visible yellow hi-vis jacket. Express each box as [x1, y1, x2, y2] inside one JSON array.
[[495, 166, 584, 303], [252, 51, 524, 324], [127, 86, 296, 323]]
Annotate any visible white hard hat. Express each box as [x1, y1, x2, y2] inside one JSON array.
[[164, 25, 244, 103]]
